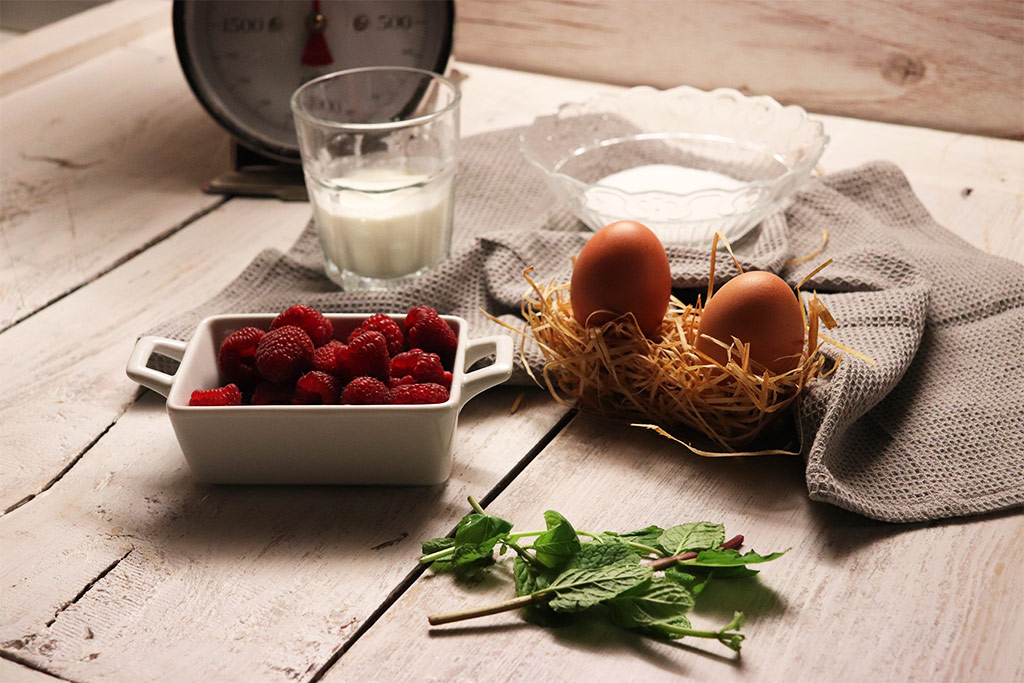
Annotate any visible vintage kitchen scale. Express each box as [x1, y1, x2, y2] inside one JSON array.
[[172, 0, 455, 200]]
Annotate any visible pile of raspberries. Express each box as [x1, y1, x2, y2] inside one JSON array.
[[189, 305, 458, 407]]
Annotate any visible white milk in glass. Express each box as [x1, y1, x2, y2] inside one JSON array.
[[309, 165, 454, 280]]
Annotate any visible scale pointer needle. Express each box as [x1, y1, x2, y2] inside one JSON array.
[[301, 0, 333, 66]]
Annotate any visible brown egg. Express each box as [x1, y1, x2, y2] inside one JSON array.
[[570, 220, 672, 337], [696, 271, 805, 374]]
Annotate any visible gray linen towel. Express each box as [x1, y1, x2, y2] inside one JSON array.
[[148, 127, 1024, 523]]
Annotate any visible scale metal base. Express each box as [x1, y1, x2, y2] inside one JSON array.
[[203, 142, 308, 202]]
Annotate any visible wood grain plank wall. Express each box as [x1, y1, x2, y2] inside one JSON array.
[[452, 0, 1024, 139]]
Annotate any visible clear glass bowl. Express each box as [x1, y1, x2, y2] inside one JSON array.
[[520, 86, 828, 245]]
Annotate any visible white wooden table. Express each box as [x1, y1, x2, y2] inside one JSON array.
[[1, 5, 1022, 682]]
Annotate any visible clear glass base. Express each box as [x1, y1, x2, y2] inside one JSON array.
[[324, 260, 432, 291]]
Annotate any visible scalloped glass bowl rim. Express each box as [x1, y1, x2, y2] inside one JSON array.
[[519, 85, 829, 222]]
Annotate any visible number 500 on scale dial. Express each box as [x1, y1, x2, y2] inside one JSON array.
[[173, 0, 454, 162]]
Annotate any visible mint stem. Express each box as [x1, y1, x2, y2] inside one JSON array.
[[419, 529, 551, 565], [657, 611, 746, 651], [419, 547, 456, 564], [574, 530, 661, 556], [421, 532, 745, 566], [428, 592, 552, 626], [467, 495, 487, 516], [504, 539, 546, 570], [644, 551, 698, 570], [658, 623, 744, 645], [419, 527, 619, 566], [642, 534, 744, 570], [624, 541, 664, 556], [658, 624, 725, 639], [721, 534, 744, 550], [512, 530, 547, 539]]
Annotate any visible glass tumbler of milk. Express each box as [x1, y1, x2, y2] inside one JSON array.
[[291, 67, 460, 290]]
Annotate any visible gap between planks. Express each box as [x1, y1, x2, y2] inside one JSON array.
[[0, 197, 231, 336], [306, 408, 578, 683], [0, 195, 233, 518], [0, 649, 69, 682], [1, 508, 133, 678], [44, 549, 134, 628], [2, 405, 127, 516]]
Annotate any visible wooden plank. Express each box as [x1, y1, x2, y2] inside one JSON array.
[[0, 387, 566, 681], [327, 413, 1024, 682], [0, 657, 60, 683], [0, 0, 169, 97], [0, 30, 23, 46], [453, 0, 1024, 139], [0, 198, 311, 514], [0, 25, 229, 330], [816, 116, 1024, 260], [0, 1, 113, 34]]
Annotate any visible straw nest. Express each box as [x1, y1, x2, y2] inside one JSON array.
[[491, 233, 867, 456]]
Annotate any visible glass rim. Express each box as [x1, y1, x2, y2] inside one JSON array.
[[290, 66, 461, 132]]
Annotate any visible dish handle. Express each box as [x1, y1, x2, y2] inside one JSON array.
[[459, 335, 514, 407], [126, 336, 187, 398]]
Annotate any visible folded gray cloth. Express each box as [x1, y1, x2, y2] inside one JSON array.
[[148, 127, 1024, 523]]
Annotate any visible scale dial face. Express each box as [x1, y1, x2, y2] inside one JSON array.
[[173, 0, 454, 162]]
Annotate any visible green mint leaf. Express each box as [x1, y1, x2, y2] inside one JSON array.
[[513, 555, 556, 597], [602, 525, 665, 548], [532, 510, 582, 569], [513, 556, 538, 596], [512, 557, 569, 627], [706, 565, 761, 579], [567, 540, 641, 570], [452, 512, 514, 565], [546, 561, 653, 613], [664, 567, 713, 595], [606, 577, 695, 629], [657, 522, 725, 555], [681, 547, 788, 568], [455, 512, 513, 546], [421, 537, 455, 555]]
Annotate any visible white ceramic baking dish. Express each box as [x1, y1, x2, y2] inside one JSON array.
[[126, 313, 513, 485]]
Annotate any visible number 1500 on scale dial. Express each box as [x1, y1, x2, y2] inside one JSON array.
[[173, 0, 455, 162]]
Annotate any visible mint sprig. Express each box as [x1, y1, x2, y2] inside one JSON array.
[[421, 496, 788, 653]]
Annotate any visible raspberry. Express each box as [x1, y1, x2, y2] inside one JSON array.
[[341, 376, 391, 405], [390, 348, 445, 384], [271, 305, 333, 346], [390, 382, 450, 405], [312, 340, 347, 376], [440, 371, 453, 390], [350, 313, 404, 356], [339, 330, 390, 382], [405, 305, 438, 330], [255, 325, 313, 382], [389, 375, 415, 389], [217, 327, 264, 390], [293, 371, 341, 405], [251, 381, 294, 405], [407, 315, 458, 368], [189, 384, 242, 407]]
